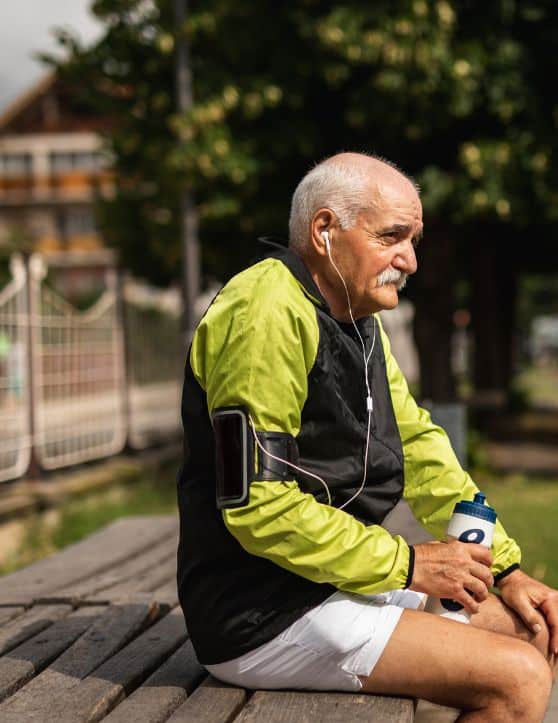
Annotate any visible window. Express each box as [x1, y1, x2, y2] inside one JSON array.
[[49, 151, 105, 174], [0, 153, 33, 176]]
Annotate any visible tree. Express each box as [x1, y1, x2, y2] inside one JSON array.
[[45, 0, 558, 400]]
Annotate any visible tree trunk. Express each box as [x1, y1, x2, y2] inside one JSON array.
[[471, 234, 516, 406], [412, 226, 456, 402]]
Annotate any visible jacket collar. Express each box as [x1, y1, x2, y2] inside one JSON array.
[[257, 237, 330, 313]]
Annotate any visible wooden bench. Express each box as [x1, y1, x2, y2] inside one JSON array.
[[0, 516, 415, 722]]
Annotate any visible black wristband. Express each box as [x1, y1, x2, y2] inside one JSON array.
[[404, 545, 415, 588], [494, 563, 520, 585]]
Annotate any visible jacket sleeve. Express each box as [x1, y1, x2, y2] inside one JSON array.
[[378, 318, 521, 579], [190, 261, 413, 594]]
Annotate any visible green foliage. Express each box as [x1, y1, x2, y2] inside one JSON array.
[[41, 0, 558, 284], [0, 460, 178, 576], [477, 473, 558, 589]]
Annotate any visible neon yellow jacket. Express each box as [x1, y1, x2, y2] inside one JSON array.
[[189, 253, 521, 598]]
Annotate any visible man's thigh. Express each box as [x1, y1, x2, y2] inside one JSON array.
[[358, 607, 545, 711], [471, 592, 551, 661]]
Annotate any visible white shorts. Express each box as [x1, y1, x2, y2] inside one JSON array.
[[205, 588, 425, 692]]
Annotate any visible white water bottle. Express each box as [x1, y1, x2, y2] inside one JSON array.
[[425, 492, 497, 624]]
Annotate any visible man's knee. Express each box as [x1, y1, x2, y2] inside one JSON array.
[[496, 639, 553, 720]]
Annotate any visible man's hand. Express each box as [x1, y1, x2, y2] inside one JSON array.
[[410, 540, 494, 614], [498, 569, 558, 655]]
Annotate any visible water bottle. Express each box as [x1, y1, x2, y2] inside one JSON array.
[[425, 492, 497, 624]]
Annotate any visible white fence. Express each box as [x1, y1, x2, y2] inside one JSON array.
[[0, 254, 184, 483], [0, 256, 31, 482]]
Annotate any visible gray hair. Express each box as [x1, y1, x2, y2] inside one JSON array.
[[288, 154, 417, 254]]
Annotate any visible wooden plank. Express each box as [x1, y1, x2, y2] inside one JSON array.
[[103, 639, 206, 723], [0, 608, 25, 627], [0, 516, 178, 606], [0, 604, 71, 655], [40, 606, 187, 723], [0, 605, 104, 704], [166, 677, 247, 723], [88, 555, 177, 604], [0, 601, 161, 722], [40, 535, 178, 605], [234, 690, 415, 723]]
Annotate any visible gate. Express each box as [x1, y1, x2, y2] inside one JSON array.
[[0, 256, 31, 482]]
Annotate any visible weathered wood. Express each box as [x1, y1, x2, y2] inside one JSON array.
[[41, 535, 178, 605], [0, 601, 160, 721], [46, 607, 187, 723], [0, 608, 25, 627], [234, 690, 415, 723], [88, 555, 177, 604], [103, 639, 206, 723], [0, 604, 71, 655], [166, 677, 247, 723], [0, 605, 104, 703], [0, 516, 178, 606]]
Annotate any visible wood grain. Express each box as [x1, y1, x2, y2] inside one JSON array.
[[0, 604, 71, 656], [0, 601, 160, 722], [166, 677, 247, 723], [0, 605, 103, 704], [47, 607, 187, 723], [0, 516, 177, 606], [103, 639, 206, 723], [235, 690, 415, 723]]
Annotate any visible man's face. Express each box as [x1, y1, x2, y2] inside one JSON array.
[[328, 182, 422, 318]]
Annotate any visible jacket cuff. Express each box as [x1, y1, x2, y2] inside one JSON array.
[[404, 545, 415, 588], [494, 563, 520, 585]]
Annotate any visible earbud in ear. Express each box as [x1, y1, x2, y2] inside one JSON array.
[[321, 231, 331, 253]]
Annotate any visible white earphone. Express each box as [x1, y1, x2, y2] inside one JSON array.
[[321, 230, 331, 253]]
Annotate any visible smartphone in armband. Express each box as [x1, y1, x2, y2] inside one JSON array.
[[212, 406, 253, 509]]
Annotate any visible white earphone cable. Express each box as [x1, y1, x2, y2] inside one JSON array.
[[248, 232, 377, 511], [248, 416, 332, 505]]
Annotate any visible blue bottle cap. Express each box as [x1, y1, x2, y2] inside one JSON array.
[[454, 492, 497, 523]]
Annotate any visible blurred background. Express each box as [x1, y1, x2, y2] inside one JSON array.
[[0, 0, 557, 590]]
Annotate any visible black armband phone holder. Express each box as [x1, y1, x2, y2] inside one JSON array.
[[212, 406, 299, 509]]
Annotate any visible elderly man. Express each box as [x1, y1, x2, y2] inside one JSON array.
[[177, 152, 556, 721]]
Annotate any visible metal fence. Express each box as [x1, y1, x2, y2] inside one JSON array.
[[0, 254, 184, 483], [0, 256, 31, 482]]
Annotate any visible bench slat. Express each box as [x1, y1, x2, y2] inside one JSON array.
[[0, 601, 160, 722], [0, 604, 71, 656], [103, 639, 206, 723], [46, 607, 187, 723], [0, 516, 177, 606], [40, 536, 178, 605], [167, 677, 247, 723], [88, 556, 177, 604], [0, 605, 104, 704], [0, 608, 25, 627], [235, 690, 415, 723]]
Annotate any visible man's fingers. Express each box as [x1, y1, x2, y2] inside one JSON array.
[[464, 576, 490, 603], [540, 598, 558, 654], [470, 561, 494, 589], [456, 588, 480, 615], [513, 595, 547, 637], [466, 543, 493, 567]]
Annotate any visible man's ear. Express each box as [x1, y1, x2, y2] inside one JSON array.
[[310, 208, 336, 257]]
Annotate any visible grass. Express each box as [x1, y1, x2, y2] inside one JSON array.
[[475, 471, 558, 589], [0, 460, 179, 576]]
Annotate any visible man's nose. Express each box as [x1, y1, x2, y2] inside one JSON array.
[[393, 240, 418, 275]]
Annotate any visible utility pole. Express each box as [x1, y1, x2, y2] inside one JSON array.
[[174, 0, 200, 342]]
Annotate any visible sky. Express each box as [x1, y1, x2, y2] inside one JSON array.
[[0, 0, 103, 115]]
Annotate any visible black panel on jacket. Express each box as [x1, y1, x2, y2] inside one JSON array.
[[177, 245, 405, 664]]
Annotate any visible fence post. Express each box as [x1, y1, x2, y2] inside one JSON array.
[[24, 253, 46, 478]]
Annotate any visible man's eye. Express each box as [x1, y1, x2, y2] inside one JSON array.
[[411, 237, 421, 249]]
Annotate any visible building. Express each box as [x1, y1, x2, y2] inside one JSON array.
[[0, 72, 116, 297]]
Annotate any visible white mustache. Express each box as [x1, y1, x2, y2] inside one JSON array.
[[376, 268, 408, 291]]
